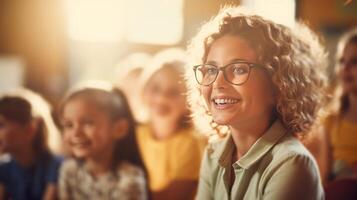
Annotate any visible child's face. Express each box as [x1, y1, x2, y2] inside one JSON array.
[[144, 68, 188, 124], [62, 98, 121, 160], [0, 115, 32, 154], [201, 35, 276, 128], [339, 42, 357, 94]]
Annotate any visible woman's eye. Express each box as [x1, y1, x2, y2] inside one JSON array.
[[206, 67, 217, 75], [233, 66, 248, 75]]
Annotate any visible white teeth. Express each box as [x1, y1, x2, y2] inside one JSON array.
[[213, 98, 239, 105]]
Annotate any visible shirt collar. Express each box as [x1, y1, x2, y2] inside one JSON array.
[[218, 119, 287, 169]]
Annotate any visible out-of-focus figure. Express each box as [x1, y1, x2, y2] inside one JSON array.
[[322, 26, 357, 200], [136, 48, 206, 200], [320, 27, 357, 180], [0, 88, 63, 200], [115, 52, 151, 123], [58, 82, 148, 200]]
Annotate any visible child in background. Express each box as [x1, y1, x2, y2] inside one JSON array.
[[0, 88, 63, 200], [324, 27, 357, 180], [59, 82, 148, 200], [137, 48, 206, 200], [114, 52, 151, 123]]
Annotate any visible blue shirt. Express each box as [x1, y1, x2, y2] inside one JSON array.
[[0, 154, 63, 200]]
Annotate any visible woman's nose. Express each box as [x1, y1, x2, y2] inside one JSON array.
[[212, 70, 229, 88]]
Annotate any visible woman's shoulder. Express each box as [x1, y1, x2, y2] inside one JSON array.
[[275, 134, 314, 158], [269, 134, 319, 171], [261, 136, 324, 199]]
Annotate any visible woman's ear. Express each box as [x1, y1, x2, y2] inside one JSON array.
[[113, 119, 128, 139]]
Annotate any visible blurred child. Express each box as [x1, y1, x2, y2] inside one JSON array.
[[137, 48, 206, 200], [323, 27, 357, 181], [0, 88, 63, 200], [58, 82, 148, 199], [115, 52, 151, 123]]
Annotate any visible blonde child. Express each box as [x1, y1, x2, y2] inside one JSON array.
[[137, 48, 206, 200], [323, 27, 357, 181], [114, 52, 151, 123]]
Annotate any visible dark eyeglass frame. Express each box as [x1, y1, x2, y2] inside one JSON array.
[[193, 61, 263, 86]]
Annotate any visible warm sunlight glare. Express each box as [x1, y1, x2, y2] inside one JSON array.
[[242, 0, 296, 27], [66, 0, 124, 42], [66, 0, 183, 44], [124, 0, 183, 45]]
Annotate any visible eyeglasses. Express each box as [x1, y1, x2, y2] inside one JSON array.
[[193, 61, 263, 86]]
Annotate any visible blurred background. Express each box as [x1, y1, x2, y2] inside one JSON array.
[[0, 0, 356, 107]]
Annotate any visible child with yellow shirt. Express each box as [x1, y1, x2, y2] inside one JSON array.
[[136, 48, 206, 200]]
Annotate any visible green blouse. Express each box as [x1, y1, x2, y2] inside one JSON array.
[[196, 120, 324, 200]]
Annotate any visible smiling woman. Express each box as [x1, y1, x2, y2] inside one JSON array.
[[186, 6, 329, 200]]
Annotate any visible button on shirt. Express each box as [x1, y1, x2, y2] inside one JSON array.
[[196, 120, 324, 200]]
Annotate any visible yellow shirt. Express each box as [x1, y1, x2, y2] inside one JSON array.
[[136, 125, 206, 191], [196, 120, 324, 200], [327, 115, 357, 165]]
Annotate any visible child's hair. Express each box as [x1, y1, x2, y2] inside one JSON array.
[[114, 52, 151, 86], [140, 48, 192, 127], [186, 6, 329, 138], [114, 52, 151, 123], [60, 82, 146, 171], [0, 88, 61, 156]]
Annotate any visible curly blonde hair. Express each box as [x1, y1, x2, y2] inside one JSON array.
[[185, 6, 329, 139]]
